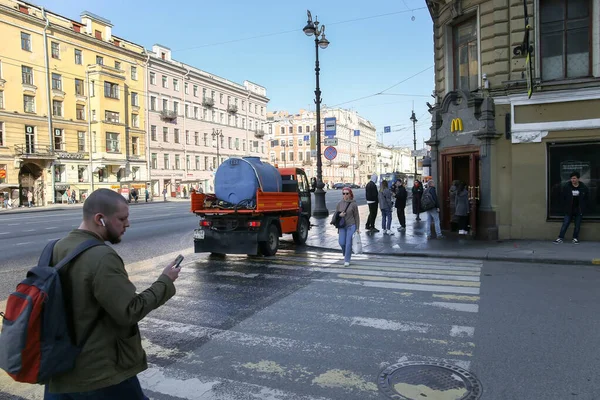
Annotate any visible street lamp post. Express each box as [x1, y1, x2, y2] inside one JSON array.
[[410, 111, 418, 180], [303, 10, 330, 218], [212, 128, 223, 166]]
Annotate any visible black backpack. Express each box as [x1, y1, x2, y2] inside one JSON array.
[[420, 188, 436, 211]]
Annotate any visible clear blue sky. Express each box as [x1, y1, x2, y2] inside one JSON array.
[[44, 0, 435, 149]]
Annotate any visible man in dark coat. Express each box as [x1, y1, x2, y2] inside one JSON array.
[[554, 171, 589, 244], [412, 180, 424, 221], [365, 174, 379, 232], [394, 181, 408, 231]]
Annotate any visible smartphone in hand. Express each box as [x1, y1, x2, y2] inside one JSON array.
[[174, 254, 184, 269]]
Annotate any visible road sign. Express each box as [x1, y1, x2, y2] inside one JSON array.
[[384, 126, 391, 133], [324, 138, 338, 146], [324, 117, 336, 137], [323, 146, 337, 161], [354, 130, 360, 136], [411, 149, 428, 157]]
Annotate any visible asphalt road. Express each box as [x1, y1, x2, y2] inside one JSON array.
[[2, 192, 598, 399]]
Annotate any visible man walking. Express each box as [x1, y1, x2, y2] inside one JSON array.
[[554, 171, 588, 244], [365, 174, 379, 232], [44, 188, 180, 399], [424, 180, 444, 239], [27, 190, 33, 208]]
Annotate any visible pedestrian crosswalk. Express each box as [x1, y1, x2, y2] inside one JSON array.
[[0, 250, 483, 400]]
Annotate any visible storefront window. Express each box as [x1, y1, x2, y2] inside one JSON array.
[[0, 164, 6, 184], [548, 141, 599, 219]]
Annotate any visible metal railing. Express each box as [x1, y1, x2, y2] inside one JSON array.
[[14, 144, 54, 156]]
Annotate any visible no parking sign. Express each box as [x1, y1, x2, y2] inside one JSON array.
[[324, 146, 337, 161]]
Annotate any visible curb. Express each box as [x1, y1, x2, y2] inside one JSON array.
[[299, 243, 599, 267]]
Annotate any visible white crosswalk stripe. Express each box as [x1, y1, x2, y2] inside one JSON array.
[[0, 250, 483, 400]]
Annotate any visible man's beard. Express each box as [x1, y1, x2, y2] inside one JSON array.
[[106, 225, 122, 244]]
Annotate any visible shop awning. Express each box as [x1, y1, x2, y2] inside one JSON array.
[[0, 184, 20, 190]]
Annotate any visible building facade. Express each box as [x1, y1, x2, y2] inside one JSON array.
[[147, 45, 269, 196], [0, 0, 147, 206], [267, 108, 377, 186], [425, 0, 599, 239]]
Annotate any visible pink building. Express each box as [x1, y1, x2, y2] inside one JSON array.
[[147, 44, 269, 197]]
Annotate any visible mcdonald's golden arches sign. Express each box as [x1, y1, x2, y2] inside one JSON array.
[[450, 118, 463, 133]]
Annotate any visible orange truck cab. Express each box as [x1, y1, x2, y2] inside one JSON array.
[[190, 167, 312, 256]]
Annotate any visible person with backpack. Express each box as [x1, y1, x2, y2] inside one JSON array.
[[422, 180, 444, 239], [378, 180, 394, 235], [0, 188, 181, 399]]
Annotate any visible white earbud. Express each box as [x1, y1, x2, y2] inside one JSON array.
[[100, 218, 106, 227]]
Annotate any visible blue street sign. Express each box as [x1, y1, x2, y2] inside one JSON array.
[[384, 126, 391, 133], [354, 130, 360, 136], [324, 117, 336, 137], [303, 135, 310, 142]]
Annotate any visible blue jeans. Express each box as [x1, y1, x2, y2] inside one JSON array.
[[339, 224, 356, 263], [381, 208, 392, 230], [558, 213, 582, 240], [44, 376, 148, 400], [426, 209, 442, 237]]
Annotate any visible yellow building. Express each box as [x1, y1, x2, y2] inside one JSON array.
[[0, 0, 147, 206]]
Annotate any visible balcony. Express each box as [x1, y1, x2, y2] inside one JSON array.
[[0, 78, 5, 89], [14, 144, 54, 158], [227, 104, 238, 114], [52, 88, 65, 100], [302, 160, 313, 166], [254, 129, 265, 139], [202, 97, 214, 108], [160, 110, 178, 122]]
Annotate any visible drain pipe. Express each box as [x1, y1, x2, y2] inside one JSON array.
[[41, 8, 55, 204], [145, 52, 151, 196], [182, 64, 190, 178]]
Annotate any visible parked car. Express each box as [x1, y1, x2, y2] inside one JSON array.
[[333, 182, 346, 189]]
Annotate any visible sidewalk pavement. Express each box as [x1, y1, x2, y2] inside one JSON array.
[[304, 204, 600, 266], [0, 197, 190, 215]]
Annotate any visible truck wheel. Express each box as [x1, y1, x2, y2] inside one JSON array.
[[292, 217, 309, 245], [259, 224, 279, 256]]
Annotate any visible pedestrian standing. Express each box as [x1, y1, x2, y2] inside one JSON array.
[[449, 180, 460, 232], [365, 174, 379, 232], [71, 190, 76, 204], [412, 181, 424, 221], [424, 180, 444, 239], [145, 188, 149, 203], [43, 188, 180, 400], [394, 181, 408, 231], [378, 180, 394, 235], [454, 182, 470, 235], [27, 190, 33, 208], [183, 187, 187, 198], [554, 171, 589, 244], [163, 187, 167, 202], [334, 187, 360, 267]]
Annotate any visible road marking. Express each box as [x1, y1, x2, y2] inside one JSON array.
[[0, 232, 9, 235], [425, 301, 479, 313], [337, 273, 480, 287], [45, 227, 55, 230], [15, 242, 33, 246], [317, 278, 481, 294], [24, 229, 35, 232]]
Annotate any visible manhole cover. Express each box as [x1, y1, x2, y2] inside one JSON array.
[[378, 361, 482, 400]]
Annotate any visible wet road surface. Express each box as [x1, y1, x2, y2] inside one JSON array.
[[0, 249, 482, 400]]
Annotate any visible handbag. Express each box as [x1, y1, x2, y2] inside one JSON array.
[[352, 232, 363, 254], [331, 202, 351, 228]]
